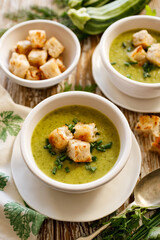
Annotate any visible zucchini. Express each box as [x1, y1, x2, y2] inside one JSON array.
[[83, 0, 114, 7], [68, 0, 151, 35], [68, 0, 114, 8]]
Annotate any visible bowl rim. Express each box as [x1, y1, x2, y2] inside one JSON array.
[[100, 15, 160, 88], [0, 19, 81, 88], [20, 91, 132, 193]]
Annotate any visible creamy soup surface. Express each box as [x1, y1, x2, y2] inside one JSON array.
[[110, 29, 160, 83], [31, 105, 120, 184]]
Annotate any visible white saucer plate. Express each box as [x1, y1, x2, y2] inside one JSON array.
[[92, 45, 160, 113], [11, 133, 141, 222]]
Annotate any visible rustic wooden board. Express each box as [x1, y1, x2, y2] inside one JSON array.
[[0, 1, 160, 239]]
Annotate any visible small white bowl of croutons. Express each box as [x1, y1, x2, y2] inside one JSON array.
[[100, 15, 160, 99], [20, 91, 132, 193], [0, 20, 81, 88]]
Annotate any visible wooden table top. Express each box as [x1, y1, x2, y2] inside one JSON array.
[[0, 0, 160, 239]]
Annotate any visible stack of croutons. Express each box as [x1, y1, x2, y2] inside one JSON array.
[[9, 30, 66, 80], [135, 115, 160, 155], [128, 29, 160, 67], [49, 122, 98, 163]]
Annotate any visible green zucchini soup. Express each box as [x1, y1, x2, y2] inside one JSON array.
[[31, 105, 120, 184], [110, 29, 160, 83]]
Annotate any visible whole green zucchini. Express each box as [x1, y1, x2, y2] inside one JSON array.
[[68, 0, 151, 35]]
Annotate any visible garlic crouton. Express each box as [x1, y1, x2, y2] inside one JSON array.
[[74, 122, 98, 143], [56, 58, 66, 72], [49, 126, 73, 151], [67, 139, 92, 162], [9, 52, 30, 78], [28, 49, 47, 67], [28, 30, 46, 48], [146, 43, 160, 67], [128, 45, 147, 66], [135, 115, 160, 137], [15, 40, 32, 55], [132, 30, 155, 48], [40, 58, 61, 79], [26, 66, 41, 80], [44, 37, 64, 58], [150, 137, 160, 155]]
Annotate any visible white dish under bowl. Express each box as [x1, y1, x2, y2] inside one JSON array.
[[11, 132, 141, 222], [92, 45, 160, 113], [0, 20, 81, 88], [20, 91, 132, 193], [100, 15, 160, 99]]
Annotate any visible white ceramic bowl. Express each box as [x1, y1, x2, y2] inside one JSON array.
[[0, 20, 81, 88], [20, 91, 132, 193], [100, 16, 160, 99]]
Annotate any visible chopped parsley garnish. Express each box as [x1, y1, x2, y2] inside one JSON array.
[[122, 42, 127, 48], [55, 153, 68, 168], [92, 156, 97, 162], [90, 140, 112, 153], [124, 61, 138, 66], [127, 47, 132, 52], [44, 138, 56, 156], [52, 167, 57, 175], [65, 167, 70, 173], [65, 118, 79, 133], [126, 74, 131, 79], [142, 62, 154, 78], [111, 62, 116, 65], [85, 164, 97, 172]]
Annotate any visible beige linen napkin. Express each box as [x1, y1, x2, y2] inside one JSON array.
[[0, 85, 46, 240]]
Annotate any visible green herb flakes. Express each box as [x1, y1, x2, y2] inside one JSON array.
[[65, 167, 70, 173], [85, 164, 97, 172]]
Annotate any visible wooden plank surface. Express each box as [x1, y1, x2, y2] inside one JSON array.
[[0, 0, 160, 239]]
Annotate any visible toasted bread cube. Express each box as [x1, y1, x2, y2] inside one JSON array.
[[28, 49, 47, 67], [135, 115, 160, 137], [74, 122, 98, 143], [150, 137, 160, 155], [40, 58, 61, 79], [28, 30, 46, 48], [56, 58, 66, 72], [9, 52, 30, 78], [146, 43, 160, 67], [15, 40, 32, 55], [44, 36, 64, 58], [26, 66, 41, 80], [67, 139, 92, 162], [49, 126, 73, 151], [132, 30, 155, 48], [128, 45, 147, 66]]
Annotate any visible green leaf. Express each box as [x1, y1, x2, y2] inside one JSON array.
[[84, 84, 97, 92], [75, 84, 83, 91], [145, 5, 156, 16], [0, 111, 23, 142], [85, 164, 97, 172], [4, 202, 46, 239], [0, 28, 8, 37], [0, 127, 7, 142], [55, 0, 69, 8], [0, 172, 9, 191], [145, 227, 160, 240], [60, 82, 72, 92], [75, 84, 97, 92]]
